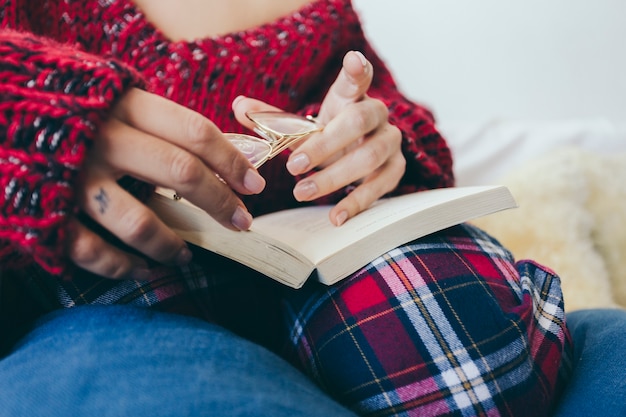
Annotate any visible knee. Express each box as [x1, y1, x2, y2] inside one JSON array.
[[285, 225, 571, 416]]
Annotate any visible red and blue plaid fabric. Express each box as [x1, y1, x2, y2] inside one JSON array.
[[38, 223, 571, 417], [279, 224, 572, 416]]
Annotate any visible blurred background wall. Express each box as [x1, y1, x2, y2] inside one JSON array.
[[354, 0, 626, 125]]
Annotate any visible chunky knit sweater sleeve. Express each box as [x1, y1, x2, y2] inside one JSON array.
[[0, 29, 142, 274]]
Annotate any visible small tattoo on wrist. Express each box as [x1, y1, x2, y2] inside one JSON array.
[[94, 187, 110, 214]]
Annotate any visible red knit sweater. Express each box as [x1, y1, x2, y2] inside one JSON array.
[[0, 0, 453, 276]]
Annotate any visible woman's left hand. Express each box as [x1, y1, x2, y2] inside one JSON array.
[[233, 50, 405, 226]]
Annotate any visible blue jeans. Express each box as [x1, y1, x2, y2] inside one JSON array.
[[552, 308, 626, 417], [0, 305, 356, 417], [1, 306, 624, 417]]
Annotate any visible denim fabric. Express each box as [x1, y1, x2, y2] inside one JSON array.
[[553, 308, 626, 417], [1, 305, 624, 417], [0, 305, 356, 417]]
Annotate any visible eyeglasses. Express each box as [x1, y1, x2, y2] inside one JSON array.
[[226, 111, 324, 169], [170, 111, 322, 201]]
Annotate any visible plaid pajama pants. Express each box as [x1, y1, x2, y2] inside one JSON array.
[[48, 223, 572, 417]]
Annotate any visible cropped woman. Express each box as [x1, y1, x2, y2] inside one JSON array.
[[0, 1, 571, 416]]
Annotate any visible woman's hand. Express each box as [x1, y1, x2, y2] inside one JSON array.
[[233, 51, 405, 226], [70, 88, 266, 280]]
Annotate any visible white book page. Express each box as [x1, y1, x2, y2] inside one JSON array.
[[251, 186, 505, 264], [151, 185, 514, 287]]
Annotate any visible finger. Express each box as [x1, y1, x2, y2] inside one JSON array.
[[292, 123, 401, 202], [95, 118, 253, 230], [112, 89, 264, 196], [231, 95, 283, 131], [67, 219, 153, 280], [293, 125, 404, 201], [317, 51, 373, 123], [287, 99, 388, 175], [78, 174, 195, 265], [329, 152, 406, 226]]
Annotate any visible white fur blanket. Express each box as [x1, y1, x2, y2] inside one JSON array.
[[471, 146, 626, 312]]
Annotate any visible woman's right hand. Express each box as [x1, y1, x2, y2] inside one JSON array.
[[69, 88, 266, 280]]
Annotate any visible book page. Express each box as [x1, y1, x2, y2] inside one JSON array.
[[149, 190, 316, 287], [251, 186, 510, 264], [151, 185, 516, 287]]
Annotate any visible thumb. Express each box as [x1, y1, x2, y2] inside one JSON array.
[[232, 95, 282, 131], [317, 50, 373, 122]]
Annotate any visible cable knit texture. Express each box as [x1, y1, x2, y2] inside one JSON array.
[[0, 0, 453, 275], [0, 30, 141, 273]]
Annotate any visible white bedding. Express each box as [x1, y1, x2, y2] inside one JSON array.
[[440, 119, 626, 186], [355, 0, 626, 126]]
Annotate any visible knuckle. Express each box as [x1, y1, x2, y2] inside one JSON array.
[[185, 112, 213, 146], [395, 150, 406, 169], [68, 223, 134, 280], [214, 192, 239, 219], [373, 99, 389, 117], [387, 173, 403, 193], [118, 206, 157, 245], [394, 154, 407, 177], [367, 99, 389, 128], [384, 127, 400, 147], [101, 260, 132, 280], [69, 232, 101, 266], [388, 124, 402, 143], [362, 147, 380, 168], [361, 142, 385, 168], [349, 190, 370, 215], [382, 125, 403, 157], [223, 147, 245, 173], [385, 156, 406, 192], [349, 107, 369, 133], [345, 81, 361, 98], [308, 134, 333, 158], [323, 176, 340, 194], [168, 149, 204, 188]]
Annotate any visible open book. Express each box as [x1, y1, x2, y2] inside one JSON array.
[[148, 185, 516, 289]]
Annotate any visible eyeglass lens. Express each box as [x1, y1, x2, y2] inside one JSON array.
[[228, 111, 323, 168]]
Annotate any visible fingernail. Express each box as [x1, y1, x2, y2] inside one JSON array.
[[353, 51, 367, 67], [335, 210, 349, 226], [286, 153, 310, 174], [232, 95, 245, 108], [244, 168, 266, 194], [231, 206, 253, 230], [293, 181, 318, 201], [130, 267, 152, 280], [175, 246, 193, 266]]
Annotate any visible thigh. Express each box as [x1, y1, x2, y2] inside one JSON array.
[[280, 223, 572, 417], [0, 305, 356, 417], [49, 249, 287, 350], [553, 308, 626, 417]]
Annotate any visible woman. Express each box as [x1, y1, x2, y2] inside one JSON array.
[[0, 1, 570, 416]]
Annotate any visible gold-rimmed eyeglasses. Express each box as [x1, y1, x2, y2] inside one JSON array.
[[171, 111, 322, 201], [226, 111, 324, 169]]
